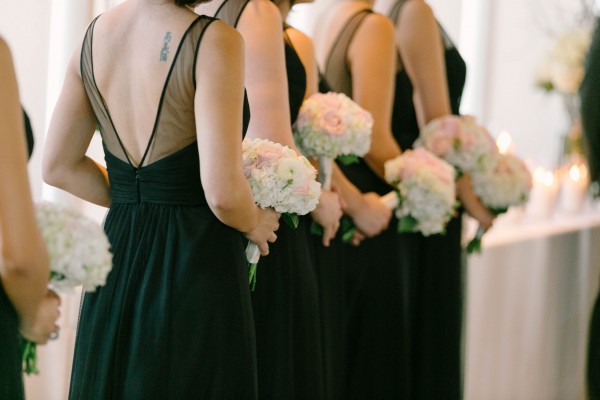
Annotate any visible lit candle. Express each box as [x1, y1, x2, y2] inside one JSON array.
[[526, 167, 559, 218], [560, 163, 588, 213], [496, 131, 515, 154]]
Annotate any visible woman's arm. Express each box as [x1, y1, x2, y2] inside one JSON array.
[[0, 38, 58, 342], [237, 0, 295, 148], [348, 12, 402, 179], [395, 0, 450, 125], [396, 0, 494, 229], [43, 45, 111, 208], [196, 21, 279, 254]]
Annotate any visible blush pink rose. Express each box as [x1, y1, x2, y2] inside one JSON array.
[[319, 110, 346, 136]]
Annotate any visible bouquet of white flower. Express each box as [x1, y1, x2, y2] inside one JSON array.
[[23, 202, 113, 374], [536, 27, 592, 95], [466, 154, 532, 253], [242, 138, 321, 288], [293, 92, 373, 190], [383, 148, 457, 236], [416, 115, 499, 175]]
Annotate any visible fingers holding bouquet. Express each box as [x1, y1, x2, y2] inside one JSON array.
[[20, 289, 61, 345]]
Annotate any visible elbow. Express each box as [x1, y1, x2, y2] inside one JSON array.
[[42, 155, 67, 189], [205, 191, 239, 214], [2, 248, 49, 280]]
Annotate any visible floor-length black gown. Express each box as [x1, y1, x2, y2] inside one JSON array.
[[69, 15, 257, 399], [0, 109, 34, 400], [388, 1, 467, 398], [210, 3, 325, 398], [322, 9, 411, 399]]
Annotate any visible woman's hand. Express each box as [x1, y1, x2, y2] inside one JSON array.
[[456, 174, 495, 231], [20, 289, 61, 345], [348, 192, 392, 243], [244, 208, 281, 256], [311, 190, 344, 247]]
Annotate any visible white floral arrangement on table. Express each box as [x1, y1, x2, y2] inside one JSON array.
[[415, 115, 499, 175], [536, 27, 592, 95], [242, 138, 321, 289], [465, 154, 533, 253], [23, 201, 113, 375], [382, 148, 457, 236], [293, 92, 373, 190]]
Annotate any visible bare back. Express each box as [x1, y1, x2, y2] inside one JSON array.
[[86, 3, 205, 167]]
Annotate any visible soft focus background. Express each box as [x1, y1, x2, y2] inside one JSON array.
[[1, 0, 599, 399]]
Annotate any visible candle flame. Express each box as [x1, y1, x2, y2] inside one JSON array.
[[534, 167, 555, 186], [496, 131, 513, 154], [568, 164, 587, 182]]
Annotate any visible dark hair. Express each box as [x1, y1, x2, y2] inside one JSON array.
[[175, 0, 207, 6]]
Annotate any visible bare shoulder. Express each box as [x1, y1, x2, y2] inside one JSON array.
[[0, 36, 11, 60], [286, 27, 314, 55], [400, 0, 435, 24], [360, 12, 395, 40], [243, 0, 281, 23], [203, 19, 244, 51]]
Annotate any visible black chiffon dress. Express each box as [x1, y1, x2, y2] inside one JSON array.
[[322, 9, 411, 399], [388, 1, 467, 398], [212, 2, 325, 398], [0, 109, 34, 400], [69, 16, 257, 399]]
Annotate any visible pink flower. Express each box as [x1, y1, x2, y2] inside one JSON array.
[[255, 146, 286, 169], [319, 110, 346, 136]]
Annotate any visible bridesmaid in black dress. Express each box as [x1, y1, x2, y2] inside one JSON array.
[[195, 0, 344, 398], [279, 4, 397, 398], [43, 1, 280, 398], [312, 1, 412, 398], [374, 0, 495, 397], [0, 38, 60, 400]]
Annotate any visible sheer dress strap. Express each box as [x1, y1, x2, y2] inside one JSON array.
[[214, 0, 251, 28], [80, 15, 218, 168], [323, 9, 373, 97]]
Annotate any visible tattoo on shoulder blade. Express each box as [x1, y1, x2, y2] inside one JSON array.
[[160, 32, 172, 62]]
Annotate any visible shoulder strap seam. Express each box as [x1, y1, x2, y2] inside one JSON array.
[[193, 17, 218, 88]]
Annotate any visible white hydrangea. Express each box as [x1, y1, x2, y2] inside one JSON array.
[[242, 138, 321, 215], [384, 148, 456, 236], [35, 202, 113, 293], [293, 92, 373, 160], [471, 153, 533, 212]]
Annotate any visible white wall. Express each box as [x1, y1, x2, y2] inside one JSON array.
[[0, 3, 53, 201]]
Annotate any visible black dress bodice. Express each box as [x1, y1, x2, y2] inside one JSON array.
[[284, 27, 307, 124]]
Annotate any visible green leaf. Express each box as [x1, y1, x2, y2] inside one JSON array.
[[22, 339, 39, 375], [248, 263, 257, 291], [489, 207, 508, 216], [466, 238, 482, 254], [310, 221, 324, 236], [283, 213, 300, 229], [398, 215, 418, 233], [340, 216, 356, 243], [337, 154, 360, 165]]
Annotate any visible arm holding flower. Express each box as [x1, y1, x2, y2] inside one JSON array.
[[349, 13, 403, 179], [196, 22, 280, 256], [0, 38, 60, 344], [394, 0, 495, 229]]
